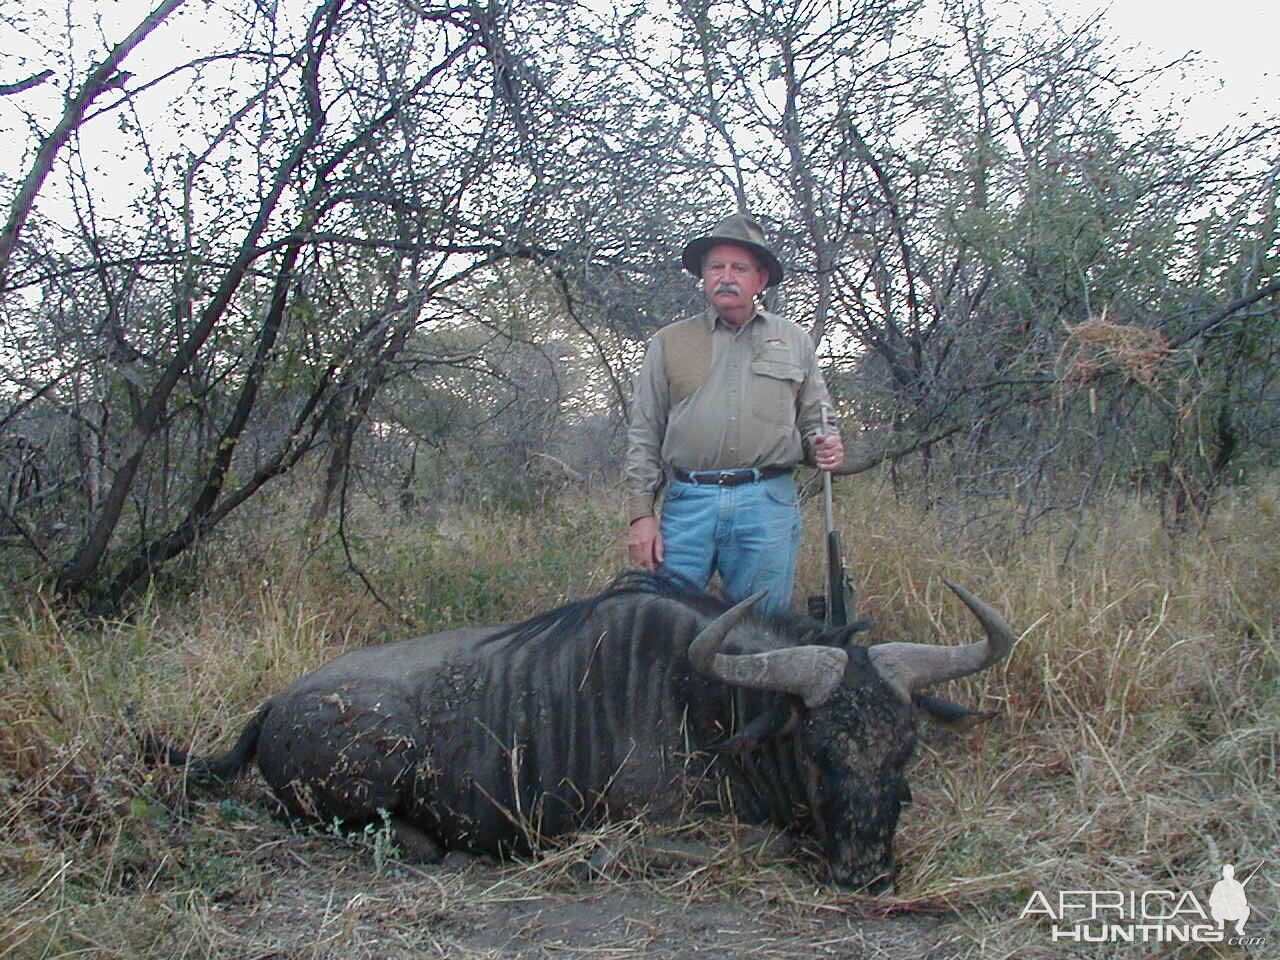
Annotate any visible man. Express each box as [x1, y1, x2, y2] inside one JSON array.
[[624, 213, 843, 614]]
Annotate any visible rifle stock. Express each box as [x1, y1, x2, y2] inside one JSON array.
[[826, 528, 847, 627]]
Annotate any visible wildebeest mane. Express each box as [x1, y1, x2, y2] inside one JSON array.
[[478, 569, 791, 654]]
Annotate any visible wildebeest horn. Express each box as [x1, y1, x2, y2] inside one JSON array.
[[689, 591, 849, 708], [867, 581, 1016, 704]]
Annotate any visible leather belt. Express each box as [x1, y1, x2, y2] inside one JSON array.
[[672, 466, 792, 487]]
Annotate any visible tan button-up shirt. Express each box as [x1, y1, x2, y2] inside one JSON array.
[[624, 308, 837, 523]]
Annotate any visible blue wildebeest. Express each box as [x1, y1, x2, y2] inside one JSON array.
[[149, 571, 1016, 889]]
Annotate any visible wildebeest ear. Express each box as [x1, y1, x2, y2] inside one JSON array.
[[911, 692, 998, 730], [823, 619, 873, 648], [709, 703, 803, 753]]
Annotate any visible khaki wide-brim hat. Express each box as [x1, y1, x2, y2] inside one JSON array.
[[681, 213, 784, 288]]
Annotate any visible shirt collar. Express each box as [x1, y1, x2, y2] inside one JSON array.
[[704, 306, 768, 332]]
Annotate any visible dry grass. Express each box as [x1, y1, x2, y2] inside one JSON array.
[[2, 475, 1277, 957], [1057, 315, 1173, 388]]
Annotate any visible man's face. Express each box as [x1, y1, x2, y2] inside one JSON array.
[[701, 243, 768, 320]]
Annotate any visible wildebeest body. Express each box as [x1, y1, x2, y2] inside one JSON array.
[[153, 573, 1012, 888]]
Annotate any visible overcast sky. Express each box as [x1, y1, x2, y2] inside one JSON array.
[[1041, 0, 1279, 135], [7, 0, 1277, 134], [3, 0, 1276, 215]]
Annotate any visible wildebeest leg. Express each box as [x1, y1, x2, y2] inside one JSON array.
[[256, 686, 435, 842]]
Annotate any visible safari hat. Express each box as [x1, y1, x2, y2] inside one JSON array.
[[681, 213, 784, 288]]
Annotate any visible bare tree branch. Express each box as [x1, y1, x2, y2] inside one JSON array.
[[1165, 279, 1280, 350], [55, 0, 345, 599], [0, 0, 187, 288], [0, 70, 54, 96]]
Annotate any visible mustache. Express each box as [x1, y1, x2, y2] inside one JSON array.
[[713, 282, 742, 296]]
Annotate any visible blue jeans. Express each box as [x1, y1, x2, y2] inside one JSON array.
[[659, 471, 801, 615]]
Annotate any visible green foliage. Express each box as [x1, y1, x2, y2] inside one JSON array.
[[327, 809, 401, 875]]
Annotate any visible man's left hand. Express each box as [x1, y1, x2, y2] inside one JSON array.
[[813, 433, 844, 472]]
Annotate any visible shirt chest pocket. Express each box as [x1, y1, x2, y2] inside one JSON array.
[[662, 327, 714, 409], [749, 359, 804, 426], [666, 351, 711, 409]]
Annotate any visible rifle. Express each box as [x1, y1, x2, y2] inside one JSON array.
[[808, 408, 851, 626]]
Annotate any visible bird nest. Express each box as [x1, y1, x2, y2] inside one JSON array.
[[1058, 315, 1171, 388]]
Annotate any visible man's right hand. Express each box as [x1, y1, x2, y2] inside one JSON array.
[[626, 516, 664, 571]]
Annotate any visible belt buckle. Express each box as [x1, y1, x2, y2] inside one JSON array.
[[717, 471, 734, 486]]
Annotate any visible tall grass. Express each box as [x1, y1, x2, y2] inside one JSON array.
[[823, 475, 1279, 958], [1, 475, 1275, 957]]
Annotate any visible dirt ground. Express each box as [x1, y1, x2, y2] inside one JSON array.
[[186, 812, 973, 960]]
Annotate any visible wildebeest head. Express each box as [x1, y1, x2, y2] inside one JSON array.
[[689, 582, 1015, 890]]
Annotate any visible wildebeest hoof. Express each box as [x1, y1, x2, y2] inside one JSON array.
[[586, 837, 713, 879], [587, 844, 618, 878], [441, 849, 482, 870], [391, 819, 443, 863]]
